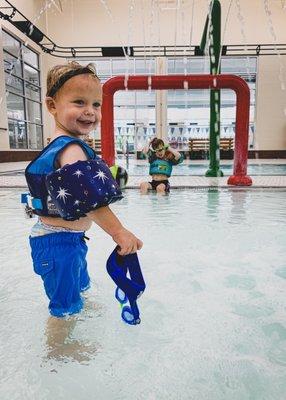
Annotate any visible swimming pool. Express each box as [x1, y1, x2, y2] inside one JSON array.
[[0, 188, 286, 400], [127, 162, 286, 176], [1, 162, 286, 179]]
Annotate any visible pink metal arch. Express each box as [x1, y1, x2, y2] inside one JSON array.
[[101, 74, 252, 186]]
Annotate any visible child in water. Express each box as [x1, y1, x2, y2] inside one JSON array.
[[25, 61, 143, 320], [139, 137, 183, 194]]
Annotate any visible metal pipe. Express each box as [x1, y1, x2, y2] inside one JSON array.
[[101, 74, 252, 186]]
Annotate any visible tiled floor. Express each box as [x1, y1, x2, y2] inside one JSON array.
[[1, 160, 286, 188]]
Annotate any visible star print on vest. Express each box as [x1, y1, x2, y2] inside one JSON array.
[[45, 159, 123, 220]]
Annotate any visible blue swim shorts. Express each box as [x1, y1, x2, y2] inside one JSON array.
[[29, 231, 90, 318]]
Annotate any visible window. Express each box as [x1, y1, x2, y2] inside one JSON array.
[[86, 55, 257, 153], [2, 30, 43, 150], [91, 58, 156, 153], [167, 56, 257, 150]]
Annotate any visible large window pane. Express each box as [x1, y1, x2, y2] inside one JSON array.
[[4, 52, 22, 76], [114, 91, 136, 152], [26, 100, 41, 123], [2, 30, 20, 57], [8, 120, 27, 149], [135, 59, 155, 74], [94, 59, 112, 82], [24, 64, 40, 86], [5, 72, 24, 95], [168, 57, 210, 74], [22, 46, 38, 67], [92, 57, 156, 153], [221, 57, 257, 74], [6, 93, 25, 120], [111, 58, 135, 76], [25, 82, 40, 101], [167, 56, 257, 148], [28, 123, 43, 149]]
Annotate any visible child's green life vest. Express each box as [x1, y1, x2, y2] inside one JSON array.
[[149, 159, 173, 177]]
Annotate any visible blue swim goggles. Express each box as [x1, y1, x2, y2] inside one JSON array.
[[106, 247, 146, 325]]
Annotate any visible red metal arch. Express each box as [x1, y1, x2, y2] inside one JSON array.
[[101, 74, 252, 186]]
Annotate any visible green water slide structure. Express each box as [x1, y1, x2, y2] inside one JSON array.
[[199, 0, 224, 177]]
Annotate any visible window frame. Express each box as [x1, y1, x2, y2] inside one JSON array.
[[2, 29, 43, 150]]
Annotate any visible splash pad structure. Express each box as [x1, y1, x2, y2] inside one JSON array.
[[101, 74, 253, 186]]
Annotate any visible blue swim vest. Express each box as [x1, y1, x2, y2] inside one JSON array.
[[149, 159, 173, 177], [25, 135, 98, 217]]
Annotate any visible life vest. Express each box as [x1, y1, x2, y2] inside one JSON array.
[[25, 135, 96, 217], [149, 159, 173, 177]]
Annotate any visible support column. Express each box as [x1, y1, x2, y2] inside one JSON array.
[[155, 57, 167, 141], [0, 27, 9, 150]]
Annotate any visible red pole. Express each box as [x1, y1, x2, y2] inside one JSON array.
[[101, 74, 252, 186]]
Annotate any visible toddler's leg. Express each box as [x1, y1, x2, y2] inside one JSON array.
[[140, 181, 151, 194], [45, 316, 98, 362], [156, 183, 167, 195]]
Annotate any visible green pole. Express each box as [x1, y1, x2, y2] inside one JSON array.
[[201, 0, 223, 177]]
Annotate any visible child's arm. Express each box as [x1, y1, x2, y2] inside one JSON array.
[[59, 144, 143, 255], [59, 143, 88, 165], [141, 142, 150, 155], [165, 143, 181, 161]]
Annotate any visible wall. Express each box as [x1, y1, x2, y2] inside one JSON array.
[[43, 0, 286, 47], [256, 55, 286, 150]]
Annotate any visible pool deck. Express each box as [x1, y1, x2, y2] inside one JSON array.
[[1, 160, 286, 189]]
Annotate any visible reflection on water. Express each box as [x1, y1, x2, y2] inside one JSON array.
[[45, 297, 101, 364], [206, 189, 221, 220], [229, 189, 249, 224]]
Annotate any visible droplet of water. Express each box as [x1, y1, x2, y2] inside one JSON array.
[[148, 75, 152, 92], [124, 75, 129, 90]]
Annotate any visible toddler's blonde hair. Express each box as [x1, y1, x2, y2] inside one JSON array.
[[46, 61, 99, 97]]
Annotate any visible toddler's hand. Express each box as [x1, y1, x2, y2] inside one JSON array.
[[112, 228, 143, 256], [162, 139, 169, 149]]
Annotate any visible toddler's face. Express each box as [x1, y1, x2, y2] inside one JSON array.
[[50, 74, 102, 136], [154, 146, 165, 159]]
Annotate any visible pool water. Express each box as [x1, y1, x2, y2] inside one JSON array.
[[1, 163, 286, 179], [0, 188, 286, 400], [127, 163, 286, 176]]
